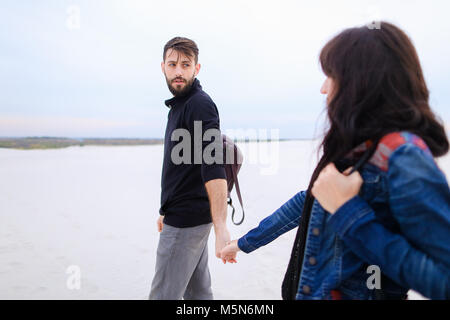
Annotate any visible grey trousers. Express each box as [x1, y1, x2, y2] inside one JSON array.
[[149, 222, 213, 300]]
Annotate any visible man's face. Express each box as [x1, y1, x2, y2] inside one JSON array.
[[161, 49, 201, 97]]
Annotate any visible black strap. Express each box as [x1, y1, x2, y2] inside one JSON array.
[[282, 144, 378, 300], [230, 150, 245, 225]]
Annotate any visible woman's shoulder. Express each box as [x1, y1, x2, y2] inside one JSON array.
[[368, 131, 433, 172]]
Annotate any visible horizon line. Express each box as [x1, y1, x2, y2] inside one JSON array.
[[0, 136, 315, 142]]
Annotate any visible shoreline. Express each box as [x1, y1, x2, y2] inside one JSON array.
[[0, 137, 312, 150]]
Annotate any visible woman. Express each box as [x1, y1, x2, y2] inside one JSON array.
[[220, 21, 450, 300]]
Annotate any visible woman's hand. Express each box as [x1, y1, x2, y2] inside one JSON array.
[[311, 163, 363, 214], [220, 239, 240, 264]]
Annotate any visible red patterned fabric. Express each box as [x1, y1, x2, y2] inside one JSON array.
[[370, 132, 432, 171]]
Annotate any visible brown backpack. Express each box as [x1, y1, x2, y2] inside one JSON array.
[[222, 134, 245, 225]]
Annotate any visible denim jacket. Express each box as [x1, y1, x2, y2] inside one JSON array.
[[237, 132, 450, 300]]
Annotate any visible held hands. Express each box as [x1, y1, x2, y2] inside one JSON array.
[[213, 163, 361, 266], [214, 226, 237, 264], [220, 240, 240, 264], [311, 163, 363, 214]]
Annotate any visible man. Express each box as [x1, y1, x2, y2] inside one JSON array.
[[149, 37, 234, 300]]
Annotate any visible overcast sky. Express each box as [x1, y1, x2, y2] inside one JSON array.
[[1, 0, 449, 139]]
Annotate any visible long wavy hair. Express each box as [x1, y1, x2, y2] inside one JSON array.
[[318, 21, 448, 168]]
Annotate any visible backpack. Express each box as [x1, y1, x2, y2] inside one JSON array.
[[222, 134, 245, 225]]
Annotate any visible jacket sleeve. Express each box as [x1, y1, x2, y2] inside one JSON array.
[[238, 191, 306, 253], [184, 95, 226, 183], [328, 144, 450, 299]]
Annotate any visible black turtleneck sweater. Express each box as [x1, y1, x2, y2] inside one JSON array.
[[160, 78, 226, 228]]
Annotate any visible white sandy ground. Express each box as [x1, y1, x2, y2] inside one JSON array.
[[1, 140, 449, 300]]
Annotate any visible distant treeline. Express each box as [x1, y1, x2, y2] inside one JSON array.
[[0, 137, 302, 150], [0, 137, 164, 149]]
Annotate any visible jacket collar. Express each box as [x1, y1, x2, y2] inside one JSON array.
[[346, 139, 374, 159], [164, 78, 201, 108], [336, 139, 374, 172]]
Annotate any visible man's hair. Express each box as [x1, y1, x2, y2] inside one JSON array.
[[163, 37, 199, 64]]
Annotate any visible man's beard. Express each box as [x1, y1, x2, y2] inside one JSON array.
[[165, 73, 196, 97]]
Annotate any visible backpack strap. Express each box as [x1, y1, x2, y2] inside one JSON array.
[[368, 132, 432, 171], [230, 159, 245, 225]]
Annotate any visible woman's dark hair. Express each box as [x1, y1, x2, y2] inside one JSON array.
[[319, 21, 448, 163], [283, 21, 449, 299]]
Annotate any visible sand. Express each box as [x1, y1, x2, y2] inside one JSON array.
[[1, 140, 448, 299]]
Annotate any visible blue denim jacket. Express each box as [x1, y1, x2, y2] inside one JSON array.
[[237, 132, 450, 300]]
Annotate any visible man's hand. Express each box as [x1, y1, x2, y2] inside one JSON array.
[[157, 216, 164, 233], [204, 179, 230, 263], [214, 226, 235, 264], [311, 163, 363, 214]]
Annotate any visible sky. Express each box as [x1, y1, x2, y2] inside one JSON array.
[[1, 0, 449, 139]]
